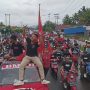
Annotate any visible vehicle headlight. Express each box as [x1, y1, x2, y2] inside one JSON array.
[[84, 57, 88, 59], [70, 75, 74, 79]]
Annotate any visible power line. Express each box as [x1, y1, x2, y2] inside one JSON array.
[[60, 0, 85, 17], [70, 0, 86, 14], [54, 13, 59, 24], [61, 0, 76, 14]]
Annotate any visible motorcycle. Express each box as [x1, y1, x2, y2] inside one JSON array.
[[60, 63, 77, 90], [80, 53, 90, 80], [85, 62, 90, 80], [50, 54, 58, 79], [55, 51, 63, 63], [71, 54, 79, 69]]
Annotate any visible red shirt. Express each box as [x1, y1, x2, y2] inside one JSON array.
[[42, 52, 51, 68], [56, 37, 64, 42]]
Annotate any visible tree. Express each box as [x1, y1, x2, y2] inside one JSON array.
[[0, 22, 5, 27], [63, 6, 90, 26], [63, 15, 72, 25], [43, 21, 56, 32]]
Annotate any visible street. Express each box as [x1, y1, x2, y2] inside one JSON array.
[[47, 68, 90, 90], [47, 39, 86, 90]]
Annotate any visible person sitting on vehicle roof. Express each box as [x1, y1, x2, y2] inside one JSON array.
[[4, 35, 25, 61]]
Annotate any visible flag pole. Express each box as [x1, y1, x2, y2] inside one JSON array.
[[39, 4, 40, 12]]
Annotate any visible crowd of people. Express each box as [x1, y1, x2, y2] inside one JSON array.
[[0, 31, 90, 87]]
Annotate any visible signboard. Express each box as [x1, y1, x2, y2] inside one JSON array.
[[1, 63, 35, 70]]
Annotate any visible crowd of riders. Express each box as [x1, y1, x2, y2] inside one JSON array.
[[0, 31, 90, 86]]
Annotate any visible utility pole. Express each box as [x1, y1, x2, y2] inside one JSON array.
[[54, 13, 59, 31], [5, 14, 7, 26], [48, 13, 51, 21], [54, 13, 59, 25], [5, 14, 11, 26], [5, 14, 11, 35], [9, 14, 11, 27]]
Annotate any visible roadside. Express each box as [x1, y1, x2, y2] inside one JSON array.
[[65, 35, 90, 42]]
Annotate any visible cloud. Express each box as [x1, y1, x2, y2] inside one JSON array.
[[0, 0, 90, 26]]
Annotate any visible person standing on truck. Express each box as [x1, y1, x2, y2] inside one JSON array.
[[14, 33, 50, 86]]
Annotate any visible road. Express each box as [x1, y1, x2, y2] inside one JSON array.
[[47, 39, 90, 90], [70, 39, 85, 46], [47, 68, 90, 90]]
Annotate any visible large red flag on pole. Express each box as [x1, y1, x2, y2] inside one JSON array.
[[38, 4, 44, 54], [38, 4, 43, 35]]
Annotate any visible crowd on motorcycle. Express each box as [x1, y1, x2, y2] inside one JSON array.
[[0, 32, 90, 89]]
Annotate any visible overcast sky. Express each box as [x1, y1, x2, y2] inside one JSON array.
[[0, 0, 90, 26]]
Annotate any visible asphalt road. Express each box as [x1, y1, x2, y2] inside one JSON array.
[[70, 39, 85, 46], [47, 65, 90, 90]]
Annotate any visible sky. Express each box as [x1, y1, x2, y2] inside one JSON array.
[[0, 0, 90, 26]]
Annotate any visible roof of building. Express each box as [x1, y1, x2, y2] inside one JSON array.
[[64, 26, 86, 34]]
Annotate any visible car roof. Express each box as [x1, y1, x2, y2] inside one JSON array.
[[0, 61, 49, 90]]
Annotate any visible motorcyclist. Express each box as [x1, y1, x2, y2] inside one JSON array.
[[62, 55, 72, 72], [66, 38, 71, 44], [70, 45, 80, 56], [42, 38, 52, 77], [81, 51, 90, 77], [73, 40, 79, 46], [81, 42, 90, 74], [60, 54, 73, 88], [53, 45, 64, 62]]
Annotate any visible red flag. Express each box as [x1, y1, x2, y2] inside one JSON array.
[[38, 4, 43, 35], [38, 4, 44, 54]]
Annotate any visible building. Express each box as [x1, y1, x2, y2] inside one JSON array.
[[55, 24, 71, 32], [85, 26, 90, 36], [64, 26, 86, 35]]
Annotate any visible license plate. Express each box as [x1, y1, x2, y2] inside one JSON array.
[[52, 62, 58, 64]]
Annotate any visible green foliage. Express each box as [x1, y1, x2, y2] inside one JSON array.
[[43, 21, 56, 32], [0, 26, 11, 34], [0, 22, 5, 27], [63, 6, 90, 25], [63, 15, 72, 25], [14, 28, 23, 33]]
